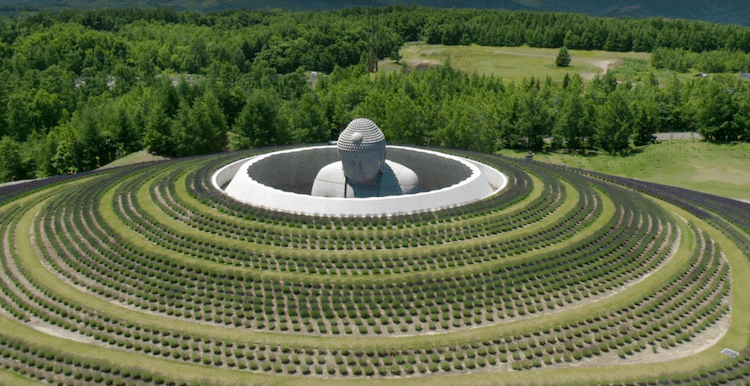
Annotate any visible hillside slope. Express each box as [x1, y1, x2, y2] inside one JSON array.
[[498, 141, 750, 201]]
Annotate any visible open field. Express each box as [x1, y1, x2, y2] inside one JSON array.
[[497, 141, 750, 201], [380, 43, 731, 86], [380, 43, 651, 84], [0, 146, 748, 385]]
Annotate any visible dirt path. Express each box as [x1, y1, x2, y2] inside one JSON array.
[[582, 58, 622, 79], [592, 59, 611, 73], [28, 321, 95, 344], [403, 58, 441, 72], [548, 313, 730, 369]]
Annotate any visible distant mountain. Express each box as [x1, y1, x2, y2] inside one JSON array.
[[4, 0, 748, 26], [2, 0, 531, 12], [510, 0, 749, 26]]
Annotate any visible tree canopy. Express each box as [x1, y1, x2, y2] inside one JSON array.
[[0, 6, 748, 183]]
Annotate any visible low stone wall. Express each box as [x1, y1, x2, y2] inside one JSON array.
[[654, 132, 704, 141]]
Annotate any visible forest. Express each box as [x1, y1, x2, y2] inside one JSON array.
[[0, 6, 749, 182]]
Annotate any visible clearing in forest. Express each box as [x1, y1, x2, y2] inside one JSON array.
[[380, 43, 650, 83]]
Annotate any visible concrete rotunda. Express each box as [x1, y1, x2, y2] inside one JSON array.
[[213, 118, 508, 217]]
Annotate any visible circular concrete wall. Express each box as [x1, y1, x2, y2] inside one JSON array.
[[213, 146, 507, 217]]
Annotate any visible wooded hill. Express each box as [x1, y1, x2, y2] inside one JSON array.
[[0, 7, 749, 182]]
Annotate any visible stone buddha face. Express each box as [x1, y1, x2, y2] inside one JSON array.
[[339, 133, 386, 183], [337, 119, 387, 184]]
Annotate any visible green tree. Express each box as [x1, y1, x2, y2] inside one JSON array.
[[102, 103, 141, 158], [632, 106, 656, 146], [5, 93, 33, 141], [143, 100, 175, 156], [553, 92, 586, 151], [556, 46, 571, 67], [132, 40, 159, 77], [22, 130, 56, 178], [173, 91, 227, 156], [733, 83, 750, 142], [6, 89, 64, 141], [229, 89, 286, 149], [49, 122, 84, 175], [580, 97, 598, 150], [562, 73, 571, 89], [186, 38, 209, 73], [596, 88, 633, 154], [355, 89, 429, 145], [696, 78, 739, 142], [288, 91, 329, 143], [514, 88, 551, 150], [435, 93, 502, 152], [0, 136, 31, 182], [49, 106, 117, 173]]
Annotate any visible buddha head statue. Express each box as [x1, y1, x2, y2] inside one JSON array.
[[337, 118, 386, 184]]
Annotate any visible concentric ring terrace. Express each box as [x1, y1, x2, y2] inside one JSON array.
[[0, 146, 749, 386]]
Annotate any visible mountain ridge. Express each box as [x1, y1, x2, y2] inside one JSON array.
[[514, 0, 749, 25], [2, 0, 747, 26]]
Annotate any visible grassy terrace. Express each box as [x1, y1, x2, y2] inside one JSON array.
[[0, 147, 748, 385]]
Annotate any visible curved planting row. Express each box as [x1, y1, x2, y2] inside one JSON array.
[[34, 156, 675, 336], [0, 146, 745, 386], [573, 167, 750, 259]]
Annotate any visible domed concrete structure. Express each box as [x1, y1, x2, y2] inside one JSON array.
[[213, 118, 508, 217], [311, 118, 420, 198]]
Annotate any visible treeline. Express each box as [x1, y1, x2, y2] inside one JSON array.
[[347, 64, 750, 152], [1, 7, 750, 182], [3, 59, 749, 182], [4, 6, 750, 77], [0, 66, 329, 179], [4, 8, 404, 75], [652, 48, 750, 73], [420, 10, 750, 53]]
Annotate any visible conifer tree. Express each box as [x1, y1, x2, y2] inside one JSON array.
[[697, 78, 739, 142], [0, 136, 30, 182], [553, 92, 585, 151], [632, 107, 656, 146], [596, 88, 633, 154], [556, 46, 571, 67]]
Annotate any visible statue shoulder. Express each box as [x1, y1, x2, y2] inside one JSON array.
[[314, 162, 346, 183], [311, 162, 346, 197], [384, 160, 417, 183], [382, 160, 420, 195]]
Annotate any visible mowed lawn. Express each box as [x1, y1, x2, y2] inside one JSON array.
[[497, 141, 750, 202], [379, 43, 651, 84]]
